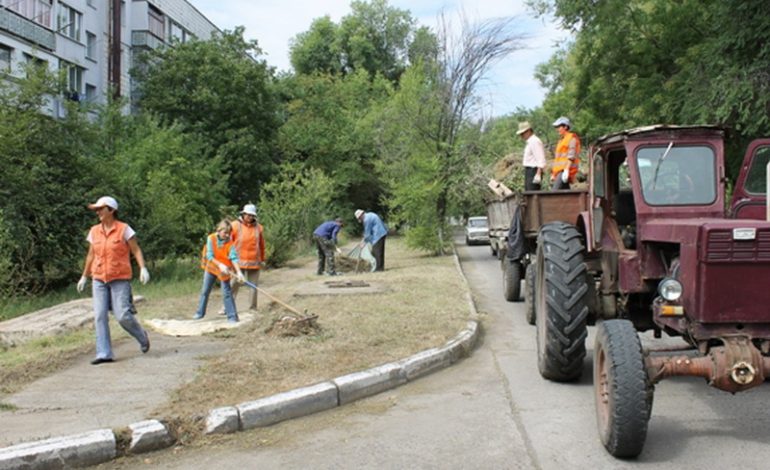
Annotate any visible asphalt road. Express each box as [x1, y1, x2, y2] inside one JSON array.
[[112, 239, 770, 469]]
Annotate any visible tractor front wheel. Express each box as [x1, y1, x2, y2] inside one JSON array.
[[594, 319, 653, 458]]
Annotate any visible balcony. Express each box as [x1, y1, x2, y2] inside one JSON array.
[[131, 30, 165, 50], [0, 7, 55, 50]]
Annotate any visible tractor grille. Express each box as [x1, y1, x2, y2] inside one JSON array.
[[705, 229, 770, 262]]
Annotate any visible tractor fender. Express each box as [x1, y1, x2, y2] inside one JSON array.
[[575, 211, 593, 252]]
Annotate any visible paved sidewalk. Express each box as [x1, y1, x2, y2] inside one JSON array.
[[0, 334, 227, 448]]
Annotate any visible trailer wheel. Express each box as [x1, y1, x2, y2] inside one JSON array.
[[503, 261, 522, 302], [594, 319, 652, 458], [524, 262, 536, 325], [535, 222, 588, 381]]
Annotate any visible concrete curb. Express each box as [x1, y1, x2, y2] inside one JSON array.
[[0, 247, 481, 468], [0, 429, 115, 470]]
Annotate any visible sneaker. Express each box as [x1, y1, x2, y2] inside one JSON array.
[[217, 308, 226, 316], [227, 317, 239, 324], [141, 331, 150, 353], [90, 358, 114, 365], [325, 271, 341, 276], [193, 313, 204, 320]]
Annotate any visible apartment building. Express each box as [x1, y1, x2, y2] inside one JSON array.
[[0, 0, 219, 114]]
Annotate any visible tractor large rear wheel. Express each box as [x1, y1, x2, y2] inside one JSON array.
[[535, 222, 589, 381], [594, 319, 653, 458]]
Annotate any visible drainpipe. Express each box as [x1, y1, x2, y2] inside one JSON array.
[[110, 0, 121, 100]]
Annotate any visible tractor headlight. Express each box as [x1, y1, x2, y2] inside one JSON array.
[[658, 278, 683, 301]]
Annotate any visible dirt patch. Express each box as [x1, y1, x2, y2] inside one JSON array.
[[265, 314, 320, 337]]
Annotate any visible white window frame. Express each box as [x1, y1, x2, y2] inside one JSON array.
[[0, 44, 11, 73], [86, 31, 96, 59], [57, 3, 82, 42]]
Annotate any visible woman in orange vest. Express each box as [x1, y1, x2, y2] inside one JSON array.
[[227, 204, 265, 312], [194, 220, 245, 323], [550, 116, 581, 190], [77, 196, 151, 365]]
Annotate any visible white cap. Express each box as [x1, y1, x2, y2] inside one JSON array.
[[552, 116, 571, 128], [355, 209, 364, 220], [241, 204, 257, 216], [88, 196, 118, 211]]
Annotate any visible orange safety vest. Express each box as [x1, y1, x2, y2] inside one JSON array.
[[232, 220, 265, 270], [199, 233, 235, 281], [89, 221, 133, 283], [551, 131, 582, 182]]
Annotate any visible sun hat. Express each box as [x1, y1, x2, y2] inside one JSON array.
[[552, 116, 571, 128], [355, 209, 364, 220], [87, 196, 118, 211], [516, 121, 532, 135], [241, 204, 258, 216]]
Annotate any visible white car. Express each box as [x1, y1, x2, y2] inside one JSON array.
[[465, 216, 489, 245]]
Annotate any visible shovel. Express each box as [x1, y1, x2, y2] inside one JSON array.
[[241, 280, 312, 318]]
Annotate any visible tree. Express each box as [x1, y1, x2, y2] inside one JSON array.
[[0, 65, 93, 294], [289, 16, 341, 76], [289, 0, 420, 83], [277, 70, 392, 214], [532, 0, 770, 172], [135, 28, 280, 203], [377, 14, 526, 253]]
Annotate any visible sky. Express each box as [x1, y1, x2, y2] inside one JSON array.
[[188, 0, 570, 117]]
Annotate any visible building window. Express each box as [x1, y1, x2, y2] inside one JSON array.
[[0, 45, 11, 73], [57, 3, 82, 42], [1, 0, 52, 28], [148, 5, 164, 39], [169, 20, 186, 43], [59, 60, 83, 99], [24, 53, 47, 76], [85, 83, 97, 102], [86, 31, 96, 59]]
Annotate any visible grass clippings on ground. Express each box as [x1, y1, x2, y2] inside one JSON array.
[[151, 237, 471, 434]]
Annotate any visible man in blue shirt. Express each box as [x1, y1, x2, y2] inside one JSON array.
[[313, 218, 344, 275], [355, 209, 388, 271]]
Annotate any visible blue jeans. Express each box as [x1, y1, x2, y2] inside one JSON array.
[[92, 279, 149, 360], [195, 271, 238, 321]]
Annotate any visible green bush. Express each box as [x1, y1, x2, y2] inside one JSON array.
[[258, 164, 336, 266]]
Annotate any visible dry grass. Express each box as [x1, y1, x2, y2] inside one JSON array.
[[148, 237, 470, 426]]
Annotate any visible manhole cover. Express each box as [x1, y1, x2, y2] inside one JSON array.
[[324, 280, 370, 288]]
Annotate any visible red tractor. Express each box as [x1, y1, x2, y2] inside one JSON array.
[[526, 125, 770, 457]]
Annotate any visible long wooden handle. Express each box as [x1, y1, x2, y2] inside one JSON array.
[[243, 281, 303, 316]]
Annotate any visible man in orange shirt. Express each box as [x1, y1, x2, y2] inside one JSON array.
[[229, 204, 266, 312], [550, 116, 581, 190]]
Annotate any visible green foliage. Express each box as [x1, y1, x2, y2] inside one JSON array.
[[134, 27, 279, 203], [277, 70, 392, 213], [92, 114, 226, 260], [289, 0, 421, 83], [0, 64, 93, 294], [258, 164, 337, 266], [535, 0, 770, 166]]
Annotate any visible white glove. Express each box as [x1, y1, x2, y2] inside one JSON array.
[[140, 267, 150, 284], [77, 276, 88, 293], [532, 173, 541, 184], [237, 272, 245, 284], [561, 168, 569, 183], [218, 263, 230, 276]]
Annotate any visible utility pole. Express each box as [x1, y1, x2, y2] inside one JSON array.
[[109, 0, 121, 100]]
